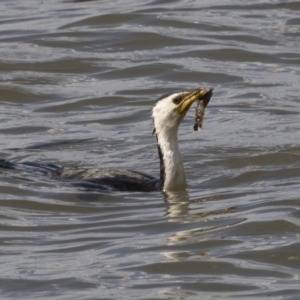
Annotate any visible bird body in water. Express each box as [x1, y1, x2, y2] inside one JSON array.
[[0, 87, 212, 192]]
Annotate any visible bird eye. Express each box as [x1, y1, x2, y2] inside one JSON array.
[[172, 97, 181, 105]]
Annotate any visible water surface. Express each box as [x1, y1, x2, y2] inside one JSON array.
[[0, 0, 300, 299]]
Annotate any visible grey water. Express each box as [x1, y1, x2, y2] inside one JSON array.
[[0, 0, 300, 299]]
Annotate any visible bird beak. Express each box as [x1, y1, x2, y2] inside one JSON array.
[[175, 87, 207, 114]]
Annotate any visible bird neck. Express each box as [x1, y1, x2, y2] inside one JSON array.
[[156, 127, 187, 191]]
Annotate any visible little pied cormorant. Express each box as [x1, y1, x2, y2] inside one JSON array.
[[0, 87, 212, 192]]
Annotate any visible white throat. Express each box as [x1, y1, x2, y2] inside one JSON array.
[[152, 92, 191, 191], [156, 125, 187, 191]]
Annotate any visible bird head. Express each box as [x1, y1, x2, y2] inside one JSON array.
[[152, 87, 207, 134]]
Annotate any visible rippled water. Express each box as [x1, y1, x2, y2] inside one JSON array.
[[1, 0, 300, 299]]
